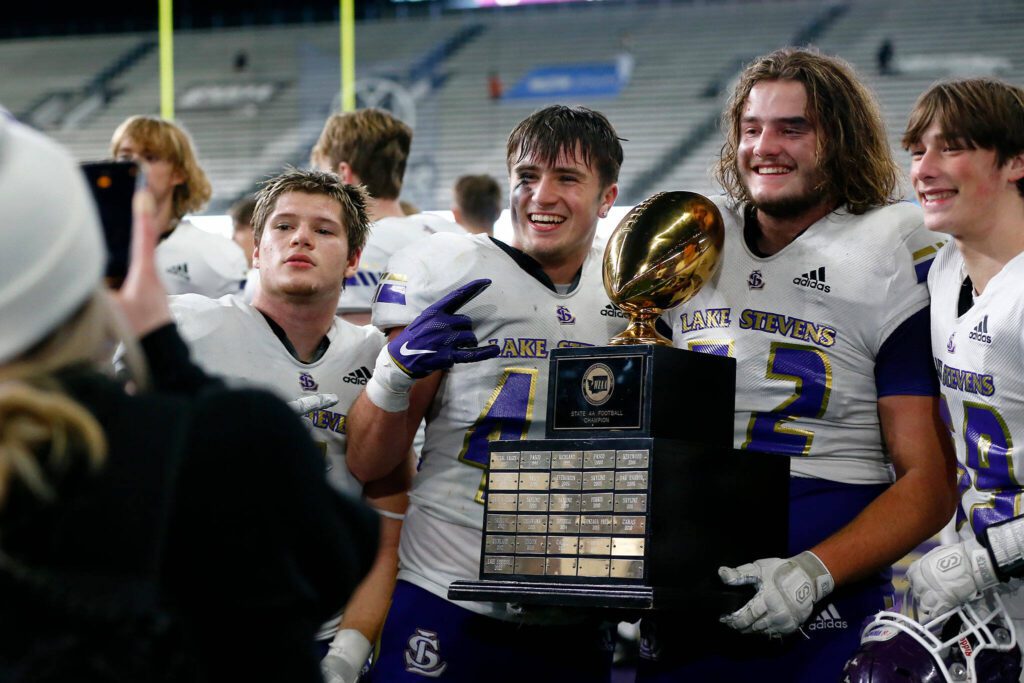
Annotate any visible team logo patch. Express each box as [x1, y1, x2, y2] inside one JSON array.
[[343, 366, 372, 385], [969, 315, 992, 344], [299, 371, 319, 392], [947, 332, 956, 354], [556, 305, 576, 325], [373, 271, 409, 306], [793, 266, 830, 293], [404, 628, 447, 678], [582, 363, 614, 406], [747, 270, 765, 289]]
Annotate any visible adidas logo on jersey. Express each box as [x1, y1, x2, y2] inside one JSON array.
[[969, 315, 992, 344], [793, 266, 830, 293], [600, 303, 627, 319], [166, 262, 190, 282], [343, 366, 372, 385], [808, 603, 847, 631]]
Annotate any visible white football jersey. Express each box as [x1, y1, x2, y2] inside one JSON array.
[[338, 213, 464, 314], [169, 294, 385, 496], [372, 233, 623, 618], [929, 245, 1024, 539], [667, 197, 941, 484], [156, 221, 249, 298]]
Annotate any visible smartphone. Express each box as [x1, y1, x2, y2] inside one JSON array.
[[81, 160, 139, 281]]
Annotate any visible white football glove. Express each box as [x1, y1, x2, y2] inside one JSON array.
[[719, 551, 834, 637], [321, 629, 372, 683], [908, 538, 1000, 622], [286, 392, 339, 416]]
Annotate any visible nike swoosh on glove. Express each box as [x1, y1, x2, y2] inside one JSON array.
[[388, 278, 499, 378], [719, 551, 834, 637], [908, 538, 999, 622]]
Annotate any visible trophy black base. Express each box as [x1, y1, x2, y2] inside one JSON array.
[[449, 437, 788, 614]]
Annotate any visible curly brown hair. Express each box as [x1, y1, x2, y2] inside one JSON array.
[[715, 47, 898, 215]]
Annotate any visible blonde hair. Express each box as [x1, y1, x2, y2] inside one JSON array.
[[310, 109, 412, 200], [110, 116, 212, 220], [0, 291, 148, 507]]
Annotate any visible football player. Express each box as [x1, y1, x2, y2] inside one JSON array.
[[900, 79, 1024, 638], [310, 108, 464, 325], [345, 105, 625, 681], [640, 48, 959, 682], [111, 115, 248, 297], [168, 168, 408, 683]]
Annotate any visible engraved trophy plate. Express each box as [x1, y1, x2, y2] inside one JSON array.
[[489, 452, 521, 470], [579, 537, 612, 555], [520, 451, 551, 470], [484, 535, 516, 553], [485, 514, 517, 533], [584, 450, 616, 469], [517, 493, 549, 512], [516, 515, 548, 534], [550, 472, 583, 490], [549, 493, 582, 513], [613, 515, 647, 535], [547, 536, 580, 555], [515, 535, 546, 555], [551, 451, 583, 469], [614, 493, 647, 513], [582, 471, 614, 490], [616, 449, 650, 469], [484, 556, 515, 575], [582, 493, 614, 512], [488, 493, 518, 512], [546, 558, 579, 576], [548, 515, 581, 534], [519, 472, 551, 490], [488, 472, 519, 491], [580, 515, 614, 534], [615, 471, 648, 490]]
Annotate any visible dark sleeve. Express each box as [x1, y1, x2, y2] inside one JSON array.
[[162, 387, 377, 681], [875, 307, 939, 398], [139, 323, 226, 395]]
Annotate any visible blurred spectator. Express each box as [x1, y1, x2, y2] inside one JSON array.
[[451, 174, 502, 236], [488, 71, 504, 101], [877, 38, 895, 76], [0, 116, 377, 683]]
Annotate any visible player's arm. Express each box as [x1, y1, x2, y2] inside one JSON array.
[[347, 279, 499, 483], [811, 394, 958, 586], [322, 458, 413, 683], [346, 333, 444, 483], [720, 307, 958, 636]]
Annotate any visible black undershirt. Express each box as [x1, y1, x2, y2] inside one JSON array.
[[958, 275, 975, 317], [259, 312, 331, 363]]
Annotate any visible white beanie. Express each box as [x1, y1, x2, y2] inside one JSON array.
[[0, 115, 105, 363]]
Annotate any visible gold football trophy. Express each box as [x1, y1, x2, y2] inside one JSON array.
[[448, 190, 788, 612], [604, 191, 725, 345]]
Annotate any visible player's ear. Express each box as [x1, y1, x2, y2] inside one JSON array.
[[345, 247, 361, 279], [1005, 151, 1024, 184], [598, 183, 619, 219], [337, 162, 357, 186]]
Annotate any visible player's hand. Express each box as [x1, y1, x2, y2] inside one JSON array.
[[286, 393, 339, 416], [908, 539, 999, 622], [387, 278, 499, 378], [110, 188, 173, 336], [321, 629, 372, 683], [719, 551, 834, 637]]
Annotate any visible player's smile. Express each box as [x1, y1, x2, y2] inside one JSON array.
[[509, 144, 617, 283], [910, 120, 1023, 237]]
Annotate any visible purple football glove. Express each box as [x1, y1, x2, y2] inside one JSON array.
[[388, 278, 499, 378]]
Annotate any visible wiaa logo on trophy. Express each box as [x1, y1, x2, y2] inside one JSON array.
[[603, 191, 725, 346]]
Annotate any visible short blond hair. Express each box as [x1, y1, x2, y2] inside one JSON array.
[[110, 116, 212, 220], [310, 108, 412, 200], [252, 168, 372, 253]]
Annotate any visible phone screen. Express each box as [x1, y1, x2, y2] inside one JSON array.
[[81, 160, 138, 282]]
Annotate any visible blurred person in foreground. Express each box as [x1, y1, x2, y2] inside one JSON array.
[[0, 116, 377, 682]]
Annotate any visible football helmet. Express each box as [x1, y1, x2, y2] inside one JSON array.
[[842, 590, 1021, 682]]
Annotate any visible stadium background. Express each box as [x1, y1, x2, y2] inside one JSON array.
[[2, 0, 1022, 653]]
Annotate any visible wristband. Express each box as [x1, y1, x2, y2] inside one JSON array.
[[985, 516, 1024, 579], [364, 344, 415, 413]]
